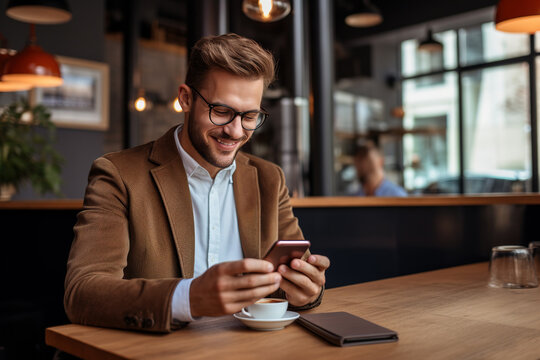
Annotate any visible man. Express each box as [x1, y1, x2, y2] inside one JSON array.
[[353, 141, 407, 197], [64, 33, 329, 333]]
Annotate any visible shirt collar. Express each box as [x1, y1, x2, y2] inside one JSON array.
[[174, 125, 236, 183]]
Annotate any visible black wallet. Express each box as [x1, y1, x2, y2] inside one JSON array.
[[297, 311, 398, 347]]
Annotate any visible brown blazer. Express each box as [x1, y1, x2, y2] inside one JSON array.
[[64, 126, 308, 333]]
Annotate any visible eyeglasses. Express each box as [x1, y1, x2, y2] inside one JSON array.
[[188, 85, 268, 131]]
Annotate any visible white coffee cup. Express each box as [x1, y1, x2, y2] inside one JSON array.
[[241, 298, 288, 319]]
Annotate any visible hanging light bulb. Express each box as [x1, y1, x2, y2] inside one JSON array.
[[242, 0, 291, 23], [495, 0, 540, 33], [134, 94, 147, 112], [260, 0, 272, 18], [172, 97, 183, 113], [2, 24, 62, 87], [418, 29, 443, 53], [345, 0, 383, 28]]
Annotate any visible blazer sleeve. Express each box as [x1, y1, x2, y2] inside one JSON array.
[[64, 157, 181, 333], [276, 166, 304, 240]]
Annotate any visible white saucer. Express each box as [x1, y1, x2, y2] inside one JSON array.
[[233, 311, 300, 331]]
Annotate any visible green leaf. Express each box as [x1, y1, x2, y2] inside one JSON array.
[[0, 100, 63, 195]]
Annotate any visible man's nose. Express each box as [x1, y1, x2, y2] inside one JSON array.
[[222, 114, 244, 139]]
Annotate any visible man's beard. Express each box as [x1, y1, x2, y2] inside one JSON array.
[[187, 113, 248, 169]]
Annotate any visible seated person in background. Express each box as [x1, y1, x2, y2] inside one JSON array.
[[64, 33, 329, 333], [353, 141, 407, 197]]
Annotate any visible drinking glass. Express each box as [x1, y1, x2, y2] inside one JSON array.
[[529, 241, 540, 278], [488, 245, 538, 288]]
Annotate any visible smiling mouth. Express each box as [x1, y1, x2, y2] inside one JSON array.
[[215, 137, 237, 146], [212, 136, 242, 150]]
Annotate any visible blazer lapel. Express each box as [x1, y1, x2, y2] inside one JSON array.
[[234, 153, 261, 259], [149, 127, 195, 278]]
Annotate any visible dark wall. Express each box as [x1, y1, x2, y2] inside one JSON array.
[[0, 209, 76, 359], [0, 1, 106, 200], [296, 204, 540, 288]]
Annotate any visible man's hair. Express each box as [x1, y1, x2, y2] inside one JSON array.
[[185, 33, 275, 89], [355, 140, 379, 159]]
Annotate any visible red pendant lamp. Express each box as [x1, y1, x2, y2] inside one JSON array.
[[2, 24, 62, 87], [0, 48, 32, 92], [495, 0, 540, 33]]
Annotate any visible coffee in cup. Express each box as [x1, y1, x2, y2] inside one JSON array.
[[241, 298, 288, 319]]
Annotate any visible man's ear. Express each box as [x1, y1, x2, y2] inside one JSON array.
[[377, 153, 385, 167], [178, 84, 192, 112]]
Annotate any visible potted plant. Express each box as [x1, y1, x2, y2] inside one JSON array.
[[0, 100, 63, 200]]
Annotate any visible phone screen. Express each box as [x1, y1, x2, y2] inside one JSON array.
[[263, 240, 311, 270]]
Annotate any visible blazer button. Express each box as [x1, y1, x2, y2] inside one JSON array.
[[142, 318, 155, 328]]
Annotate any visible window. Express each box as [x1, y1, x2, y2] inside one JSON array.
[[401, 22, 538, 194], [459, 23, 529, 66], [402, 73, 459, 191], [462, 64, 531, 193]]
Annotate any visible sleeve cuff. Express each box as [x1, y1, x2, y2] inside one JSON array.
[[171, 278, 197, 323]]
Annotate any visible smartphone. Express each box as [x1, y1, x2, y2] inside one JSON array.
[[263, 240, 311, 271]]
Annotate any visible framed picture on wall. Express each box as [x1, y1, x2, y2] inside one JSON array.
[[31, 56, 110, 131]]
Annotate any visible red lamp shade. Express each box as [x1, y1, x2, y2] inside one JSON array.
[[2, 43, 62, 87], [495, 0, 540, 33], [0, 48, 32, 92]]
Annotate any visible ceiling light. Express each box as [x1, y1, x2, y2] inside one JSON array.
[[418, 29, 443, 53], [134, 96, 147, 112], [0, 48, 32, 92], [6, 0, 72, 25], [495, 0, 540, 33], [242, 0, 291, 23], [2, 25, 62, 87], [134, 89, 149, 112], [345, 0, 383, 28]]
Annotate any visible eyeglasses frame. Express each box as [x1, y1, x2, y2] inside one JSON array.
[[187, 85, 268, 131]]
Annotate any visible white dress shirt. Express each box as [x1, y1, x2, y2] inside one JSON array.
[[171, 125, 244, 322]]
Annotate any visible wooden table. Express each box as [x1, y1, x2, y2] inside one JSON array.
[[46, 263, 540, 359]]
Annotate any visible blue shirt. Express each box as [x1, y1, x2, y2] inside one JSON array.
[[171, 125, 244, 322], [356, 178, 408, 197]]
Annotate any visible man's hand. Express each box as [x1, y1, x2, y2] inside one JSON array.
[[278, 254, 330, 306], [189, 259, 282, 317]]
